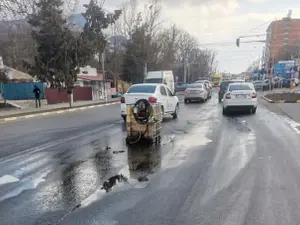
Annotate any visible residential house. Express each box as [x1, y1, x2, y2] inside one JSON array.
[[75, 65, 112, 100]]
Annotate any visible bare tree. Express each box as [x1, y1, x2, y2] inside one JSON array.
[[113, 0, 139, 37], [0, 0, 79, 19], [176, 30, 197, 65], [0, 20, 36, 71]]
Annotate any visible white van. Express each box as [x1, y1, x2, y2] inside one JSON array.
[[144, 70, 175, 94]]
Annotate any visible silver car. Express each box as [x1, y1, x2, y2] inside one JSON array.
[[184, 83, 208, 103]]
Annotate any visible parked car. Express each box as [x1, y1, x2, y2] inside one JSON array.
[[252, 80, 263, 91], [195, 80, 213, 89], [184, 83, 209, 103], [222, 83, 257, 115], [252, 80, 270, 91], [195, 80, 212, 98], [112, 92, 122, 98], [218, 80, 244, 102], [120, 83, 179, 121], [175, 82, 188, 92]]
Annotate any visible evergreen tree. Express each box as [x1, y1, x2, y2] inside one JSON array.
[[122, 25, 148, 83], [0, 68, 8, 83], [27, 0, 93, 106], [82, 0, 121, 68]]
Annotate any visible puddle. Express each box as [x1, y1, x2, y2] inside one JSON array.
[[127, 145, 161, 180]]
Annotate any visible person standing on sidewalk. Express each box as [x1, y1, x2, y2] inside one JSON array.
[[33, 85, 41, 108]]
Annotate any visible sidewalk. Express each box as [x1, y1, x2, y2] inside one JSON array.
[[0, 98, 120, 119], [259, 97, 300, 124], [261, 86, 300, 95]]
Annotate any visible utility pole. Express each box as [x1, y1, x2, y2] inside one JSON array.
[[144, 62, 147, 80], [101, 51, 108, 103], [183, 51, 188, 83]]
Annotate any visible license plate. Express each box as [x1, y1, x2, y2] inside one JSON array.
[[235, 94, 246, 98]]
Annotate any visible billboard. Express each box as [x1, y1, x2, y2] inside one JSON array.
[[274, 60, 296, 79]]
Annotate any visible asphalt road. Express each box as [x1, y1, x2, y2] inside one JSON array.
[[1, 91, 300, 225]]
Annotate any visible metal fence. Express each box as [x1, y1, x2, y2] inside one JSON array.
[[1, 82, 45, 100]]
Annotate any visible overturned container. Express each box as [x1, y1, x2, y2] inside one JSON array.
[[126, 99, 162, 145]]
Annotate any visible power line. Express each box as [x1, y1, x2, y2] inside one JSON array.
[[243, 20, 272, 35]]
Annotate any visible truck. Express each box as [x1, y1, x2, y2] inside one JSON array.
[[144, 70, 175, 94], [211, 74, 222, 87]]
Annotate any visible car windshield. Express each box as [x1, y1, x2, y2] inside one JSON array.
[[187, 84, 203, 88], [144, 78, 163, 83], [127, 85, 156, 93], [229, 84, 252, 91]]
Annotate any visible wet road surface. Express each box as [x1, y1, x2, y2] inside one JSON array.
[[1, 91, 300, 225]]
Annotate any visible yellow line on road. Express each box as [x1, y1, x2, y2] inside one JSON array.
[[56, 110, 65, 114], [4, 117, 17, 121], [0, 102, 120, 123], [24, 114, 37, 118]]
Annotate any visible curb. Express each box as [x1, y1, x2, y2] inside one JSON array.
[[0, 99, 120, 122], [261, 96, 274, 103], [261, 96, 300, 103]]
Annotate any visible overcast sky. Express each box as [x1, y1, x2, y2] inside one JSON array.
[[78, 0, 300, 73]]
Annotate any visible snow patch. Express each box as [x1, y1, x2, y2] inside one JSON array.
[[0, 175, 19, 185], [280, 116, 300, 134]]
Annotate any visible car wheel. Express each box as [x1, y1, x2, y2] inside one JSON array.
[[172, 103, 179, 119], [222, 107, 227, 115], [252, 107, 257, 114], [184, 99, 188, 104]]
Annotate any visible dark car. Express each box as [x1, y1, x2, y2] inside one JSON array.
[[175, 82, 188, 92], [218, 80, 244, 102]]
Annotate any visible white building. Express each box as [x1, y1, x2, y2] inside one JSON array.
[[75, 65, 112, 100]]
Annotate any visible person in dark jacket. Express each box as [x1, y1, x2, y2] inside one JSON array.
[[33, 85, 41, 108]]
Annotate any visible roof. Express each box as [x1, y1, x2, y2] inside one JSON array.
[[4, 66, 34, 81], [131, 83, 161, 86], [77, 75, 103, 81], [267, 18, 300, 31], [228, 82, 248, 85]]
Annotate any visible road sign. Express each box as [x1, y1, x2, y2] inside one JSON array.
[[274, 60, 296, 78]]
